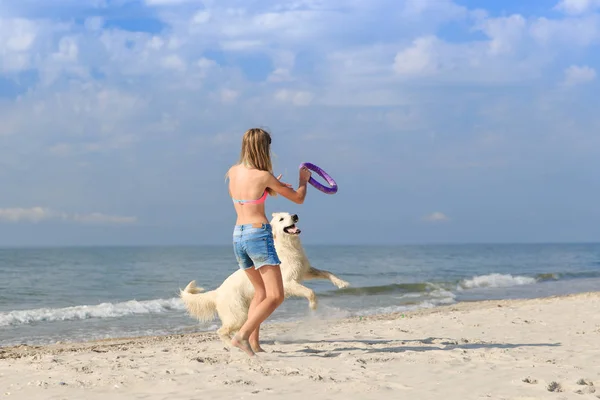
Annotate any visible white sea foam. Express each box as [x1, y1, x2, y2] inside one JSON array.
[[0, 298, 186, 327], [458, 273, 537, 290], [353, 292, 457, 317]]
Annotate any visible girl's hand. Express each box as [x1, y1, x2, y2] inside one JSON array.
[[276, 174, 292, 188], [299, 167, 311, 184]]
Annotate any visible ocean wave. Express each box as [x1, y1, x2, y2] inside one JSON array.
[[458, 273, 536, 290], [327, 282, 433, 297], [552, 271, 600, 279], [535, 273, 559, 281], [0, 298, 186, 327], [323, 273, 548, 298]]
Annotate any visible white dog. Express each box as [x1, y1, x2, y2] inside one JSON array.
[[180, 212, 350, 344]]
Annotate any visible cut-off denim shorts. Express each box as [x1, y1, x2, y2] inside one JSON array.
[[232, 223, 281, 270]]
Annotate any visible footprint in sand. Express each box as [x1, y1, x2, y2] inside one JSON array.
[[575, 378, 595, 395], [577, 378, 594, 386], [546, 381, 563, 392], [522, 377, 538, 384], [379, 380, 412, 391]]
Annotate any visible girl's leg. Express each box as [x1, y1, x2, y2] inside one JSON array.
[[247, 283, 267, 352], [232, 265, 284, 356], [249, 325, 264, 353]]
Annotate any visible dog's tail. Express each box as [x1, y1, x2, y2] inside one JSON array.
[[179, 280, 218, 322]]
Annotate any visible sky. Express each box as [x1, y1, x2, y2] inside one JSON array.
[[0, 0, 599, 246]]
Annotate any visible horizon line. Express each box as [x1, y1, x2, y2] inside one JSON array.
[[1, 241, 599, 249]]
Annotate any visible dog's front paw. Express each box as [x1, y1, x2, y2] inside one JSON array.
[[309, 300, 318, 310], [335, 280, 350, 289]]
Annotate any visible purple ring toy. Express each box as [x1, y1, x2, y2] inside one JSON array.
[[299, 162, 338, 194]]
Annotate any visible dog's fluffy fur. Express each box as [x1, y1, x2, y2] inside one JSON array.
[[180, 212, 350, 344]]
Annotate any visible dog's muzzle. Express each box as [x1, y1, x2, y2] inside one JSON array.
[[283, 224, 301, 235]]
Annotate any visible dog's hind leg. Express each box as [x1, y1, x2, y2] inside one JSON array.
[[215, 300, 248, 348], [217, 325, 236, 347], [304, 267, 350, 289], [217, 316, 246, 347], [285, 282, 318, 310]]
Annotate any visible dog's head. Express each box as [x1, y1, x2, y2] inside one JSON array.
[[270, 212, 301, 239]]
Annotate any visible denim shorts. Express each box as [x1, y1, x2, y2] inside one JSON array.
[[232, 223, 281, 270]]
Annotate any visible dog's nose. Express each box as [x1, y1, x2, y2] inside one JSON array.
[[292, 214, 298, 222]]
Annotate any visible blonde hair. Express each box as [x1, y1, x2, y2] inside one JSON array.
[[239, 128, 273, 172], [228, 128, 277, 196]]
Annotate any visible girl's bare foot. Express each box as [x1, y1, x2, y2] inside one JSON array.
[[232, 334, 255, 357], [251, 343, 266, 353]]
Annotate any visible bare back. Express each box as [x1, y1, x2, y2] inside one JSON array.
[[228, 164, 271, 225]]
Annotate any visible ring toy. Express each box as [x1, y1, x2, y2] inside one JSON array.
[[299, 162, 338, 194]]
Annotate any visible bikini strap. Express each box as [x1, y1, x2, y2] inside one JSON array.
[[232, 190, 268, 205]]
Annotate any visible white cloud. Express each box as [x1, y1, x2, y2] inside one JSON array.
[[192, 10, 211, 24], [84, 16, 105, 31], [197, 57, 217, 69], [145, 0, 203, 5], [393, 36, 439, 76], [563, 65, 596, 86], [161, 54, 187, 71], [0, 18, 38, 72], [219, 40, 264, 51], [0, 207, 54, 223], [530, 15, 600, 47], [53, 37, 79, 62], [1, 19, 37, 52], [479, 14, 526, 55], [423, 212, 450, 222], [0, 84, 148, 139], [555, 0, 600, 15], [0, 208, 136, 224], [274, 89, 314, 106], [267, 50, 295, 82], [402, 0, 465, 17], [220, 88, 239, 103]]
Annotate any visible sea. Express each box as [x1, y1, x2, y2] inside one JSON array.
[[1, 244, 600, 347]]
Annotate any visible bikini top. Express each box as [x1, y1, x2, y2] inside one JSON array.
[[231, 190, 268, 205]]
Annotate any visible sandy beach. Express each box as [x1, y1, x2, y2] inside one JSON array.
[[1, 292, 599, 400]]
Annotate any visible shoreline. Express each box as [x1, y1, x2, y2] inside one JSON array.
[[2, 290, 598, 354], [2, 291, 600, 399]]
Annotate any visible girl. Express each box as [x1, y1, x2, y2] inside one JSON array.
[[226, 128, 311, 356]]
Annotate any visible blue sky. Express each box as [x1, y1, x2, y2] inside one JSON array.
[[0, 0, 599, 246]]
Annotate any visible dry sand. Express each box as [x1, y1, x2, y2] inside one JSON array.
[[1, 292, 600, 400]]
